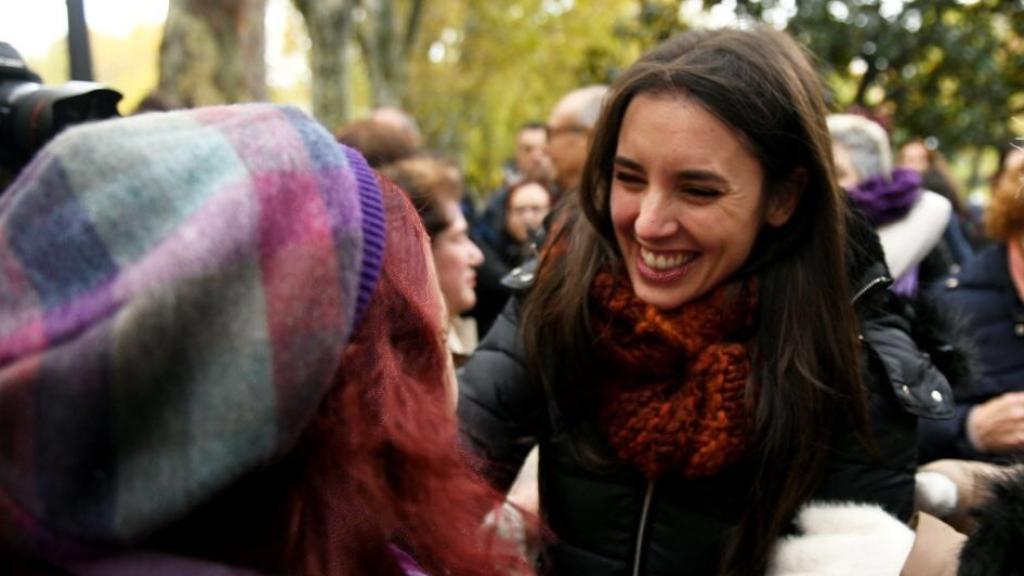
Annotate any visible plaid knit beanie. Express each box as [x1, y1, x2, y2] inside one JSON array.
[[0, 104, 385, 562]]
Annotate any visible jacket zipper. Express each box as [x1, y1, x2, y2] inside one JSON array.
[[850, 274, 892, 306], [632, 481, 655, 576], [623, 275, 887, 576]]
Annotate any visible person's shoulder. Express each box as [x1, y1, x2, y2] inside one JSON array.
[[857, 289, 958, 421], [500, 258, 539, 293], [935, 243, 1007, 295], [483, 187, 510, 216]]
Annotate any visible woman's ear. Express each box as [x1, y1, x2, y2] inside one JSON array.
[[766, 168, 806, 227]]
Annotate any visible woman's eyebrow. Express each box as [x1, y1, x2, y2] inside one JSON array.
[[674, 169, 728, 185], [613, 156, 728, 185], [613, 156, 644, 171]]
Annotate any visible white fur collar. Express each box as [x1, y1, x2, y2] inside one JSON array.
[[768, 501, 914, 576]]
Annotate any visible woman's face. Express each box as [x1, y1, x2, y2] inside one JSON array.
[[506, 182, 552, 243], [432, 200, 484, 316], [610, 93, 790, 310], [420, 233, 458, 411], [898, 141, 929, 174], [832, 142, 861, 190]]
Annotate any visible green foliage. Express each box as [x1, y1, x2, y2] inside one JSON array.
[[153, 0, 1020, 197], [25, 40, 70, 86], [263, 0, 1021, 198], [91, 26, 163, 112], [724, 0, 1023, 188], [27, 27, 162, 114], [407, 0, 649, 198]]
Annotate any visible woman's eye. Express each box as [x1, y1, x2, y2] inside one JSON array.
[[614, 171, 645, 187], [683, 187, 721, 199]]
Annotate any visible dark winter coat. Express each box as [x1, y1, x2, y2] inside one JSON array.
[[921, 243, 1024, 463], [471, 226, 530, 337], [458, 215, 954, 575]]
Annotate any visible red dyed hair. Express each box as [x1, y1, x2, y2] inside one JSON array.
[[284, 177, 528, 575]]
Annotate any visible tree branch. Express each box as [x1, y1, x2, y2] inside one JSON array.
[[854, 59, 878, 106], [403, 0, 425, 57]]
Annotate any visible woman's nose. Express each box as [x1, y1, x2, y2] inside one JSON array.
[[468, 240, 484, 267], [634, 190, 678, 238]]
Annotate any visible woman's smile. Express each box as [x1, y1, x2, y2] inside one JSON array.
[[610, 93, 771, 310], [637, 247, 699, 281]]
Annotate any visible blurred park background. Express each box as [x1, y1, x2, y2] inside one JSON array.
[[2, 0, 1021, 200]]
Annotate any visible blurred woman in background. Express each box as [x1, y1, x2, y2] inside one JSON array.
[[829, 114, 955, 294], [384, 156, 486, 366], [898, 138, 979, 259]]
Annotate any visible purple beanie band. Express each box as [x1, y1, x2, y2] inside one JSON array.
[[343, 144, 385, 329]]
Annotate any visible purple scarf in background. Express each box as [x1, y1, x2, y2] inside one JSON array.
[[846, 168, 923, 227], [847, 168, 925, 296]]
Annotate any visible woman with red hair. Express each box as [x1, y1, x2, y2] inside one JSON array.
[[287, 173, 517, 575], [0, 104, 526, 575]]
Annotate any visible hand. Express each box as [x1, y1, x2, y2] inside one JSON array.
[[916, 459, 1008, 533], [966, 392, 1024, 453], [506, 447, 540, 516], [486, 447, 542, 563]]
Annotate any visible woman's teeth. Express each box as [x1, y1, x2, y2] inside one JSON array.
[[641, 248, 694, 270]]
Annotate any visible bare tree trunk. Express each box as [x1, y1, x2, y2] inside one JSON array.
[[159, 0, 266, 107], [357, 0, 424, 107], [967, 147, 984, 193], [66, 0, 94, 81], [293, 0, 354, 131]]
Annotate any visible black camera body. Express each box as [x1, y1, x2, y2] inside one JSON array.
[[0, 41, 122, 174]]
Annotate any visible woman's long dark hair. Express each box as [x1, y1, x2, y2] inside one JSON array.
[[521, 26, 865, 575]]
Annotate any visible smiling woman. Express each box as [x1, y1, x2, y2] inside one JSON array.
[[458, 25, 935, 576], [609, 93, 793, 311]]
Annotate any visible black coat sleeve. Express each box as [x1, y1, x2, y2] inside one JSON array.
[[918, 404, 987, 463], [814, 310, 923, 522], [457, 298, 547, 492]]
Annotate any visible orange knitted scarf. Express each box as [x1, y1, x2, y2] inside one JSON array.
[[589, 269, 759, 479]]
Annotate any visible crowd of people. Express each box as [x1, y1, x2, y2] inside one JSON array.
[[1, 24, 1022, 576]]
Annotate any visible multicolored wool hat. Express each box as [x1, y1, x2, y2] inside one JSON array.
[[0, 103, 385, 567]]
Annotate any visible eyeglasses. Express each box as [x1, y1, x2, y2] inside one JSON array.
[[509, 205, 550, 217], [545, 124, 588, 139]]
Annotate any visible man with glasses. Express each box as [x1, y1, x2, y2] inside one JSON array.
[[545, 84, 608, 196], [471, 85, 609, 336], [504, 122, 554, 189]]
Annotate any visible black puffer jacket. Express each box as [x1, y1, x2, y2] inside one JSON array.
[[458, 213, 954, 576], [921, 243, 1024, 463]]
